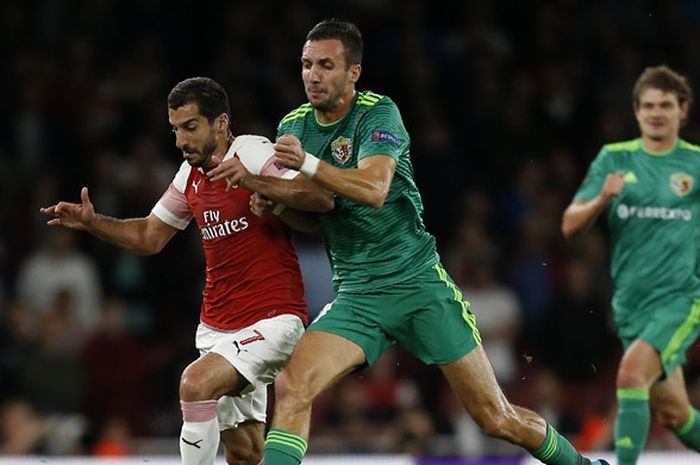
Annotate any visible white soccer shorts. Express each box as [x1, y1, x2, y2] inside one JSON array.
[[194, 313, 304, 430]]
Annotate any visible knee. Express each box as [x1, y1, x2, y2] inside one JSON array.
[[473, 406, 517, 440], [180, 368, 215, 402], [616, 364, 651, 389], [653, 401, 689, 431], [224, 447, 262, 465]]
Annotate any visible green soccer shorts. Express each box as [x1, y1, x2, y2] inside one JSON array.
[[308, 263, 482, 367], [616, 296, 700, 375]]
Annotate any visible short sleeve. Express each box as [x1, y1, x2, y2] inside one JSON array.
[[230, 135, 299, 180], [574, 147, 612, 201], [151, 162, 193, 229], [356, 99, 409, 161]]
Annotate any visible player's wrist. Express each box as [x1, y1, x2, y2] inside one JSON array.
[[600, 192, 615, 204], [84, 213, 99, 231], [238, 174, 251, 189], [300, 152, 320, 178], [272, 203, 286, 215]]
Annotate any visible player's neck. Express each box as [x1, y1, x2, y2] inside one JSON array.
[[641, 134, 678, 154], [212, 134, 234, 160], [315, 91, 355, 125], [203, 137, 233, 170]]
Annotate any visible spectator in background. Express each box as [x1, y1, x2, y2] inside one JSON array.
[[16, 227, 102, 337], [0, 399, 47, 455], [14, 300, 86, 414], [80, 297, 151, 436], [537, 257, 616, 384], [451, 221, 521, 387], [0, 398, 87, 456], [562, 65, 700, 465]]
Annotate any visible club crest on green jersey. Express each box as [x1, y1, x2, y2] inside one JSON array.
[[331, 137, 352, 164], [670, 172, 693, 197]]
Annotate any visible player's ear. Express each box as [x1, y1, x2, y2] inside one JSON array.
[[350, 64, 361, 83], [218, 113, 229, 134]]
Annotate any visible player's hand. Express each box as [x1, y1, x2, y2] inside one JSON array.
[[274, 134, 306, 170], [249, 193, 275, 217], [601, 172, 625, 201], [40, 187, 96, 230], [207, 155, 250, 191]]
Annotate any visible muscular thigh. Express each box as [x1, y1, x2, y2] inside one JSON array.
[[194, 315, 304, 430], [621, 297, 700, 375], [196, 314, 304, 393]]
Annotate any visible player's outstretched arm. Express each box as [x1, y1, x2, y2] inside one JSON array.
[[41, 187, 179, 255], [274, 135, 396, 209], [561, 172, 625, 239]]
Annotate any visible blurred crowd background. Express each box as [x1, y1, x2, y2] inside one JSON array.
[[2, 0, 700, 458]]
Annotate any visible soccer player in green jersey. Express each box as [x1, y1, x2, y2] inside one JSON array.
[[211, 18, 607, 465], [562, 65, 700, 464]]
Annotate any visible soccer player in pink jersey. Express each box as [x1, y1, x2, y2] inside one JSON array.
[[41, 77, 334, 465]]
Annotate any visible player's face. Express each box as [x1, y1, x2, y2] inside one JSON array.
[[301, 39, 360, 112], [168, 103, 220, 168], [635, 88, 688, 143]]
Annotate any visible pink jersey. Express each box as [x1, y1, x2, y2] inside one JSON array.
[[152, 135, 307, 330]]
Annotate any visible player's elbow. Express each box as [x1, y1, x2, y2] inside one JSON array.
[[561, 222, 574, 240], [135, 244, 162, 256], [367, 192, 388, 209], [137, 235, 169, 255], [316, 193, 335, 212], [365, 184, 390, 209], [560, 214, 581, 240]]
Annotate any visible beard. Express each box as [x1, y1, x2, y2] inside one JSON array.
[[186, 133, 218, 168], [308, 85, 346, 113]]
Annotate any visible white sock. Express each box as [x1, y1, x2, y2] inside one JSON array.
[[180, 399, 220, 465]]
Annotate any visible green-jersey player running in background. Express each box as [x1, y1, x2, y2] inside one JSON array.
[[563, 65, 700, 465], [212, 18, 609, 465]]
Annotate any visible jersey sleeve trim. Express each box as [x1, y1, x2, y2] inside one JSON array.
[[680, 139, 700, 153], [281, 103, 313, 124], [605, 138, 640, 152], [152, 202, 190, 230], [172, 161, 192, 192]]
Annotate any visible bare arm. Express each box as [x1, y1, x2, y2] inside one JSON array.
[[241, 175, 334, 213], [561, 172, 624, 239], [249, 193, 321, 234], [40, 187, 178, 255], [207, 156, 334, 212], [274, 135, 396, 209]]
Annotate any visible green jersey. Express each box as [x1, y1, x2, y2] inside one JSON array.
[[278, 91, 438, 293], [574, 138, 700, 320]]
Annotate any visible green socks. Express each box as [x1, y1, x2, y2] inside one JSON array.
[[532, 423, 591, 465], [675, 407, 700, 452], [615, 388, 650, 465], [264, 428, 308, 465]]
